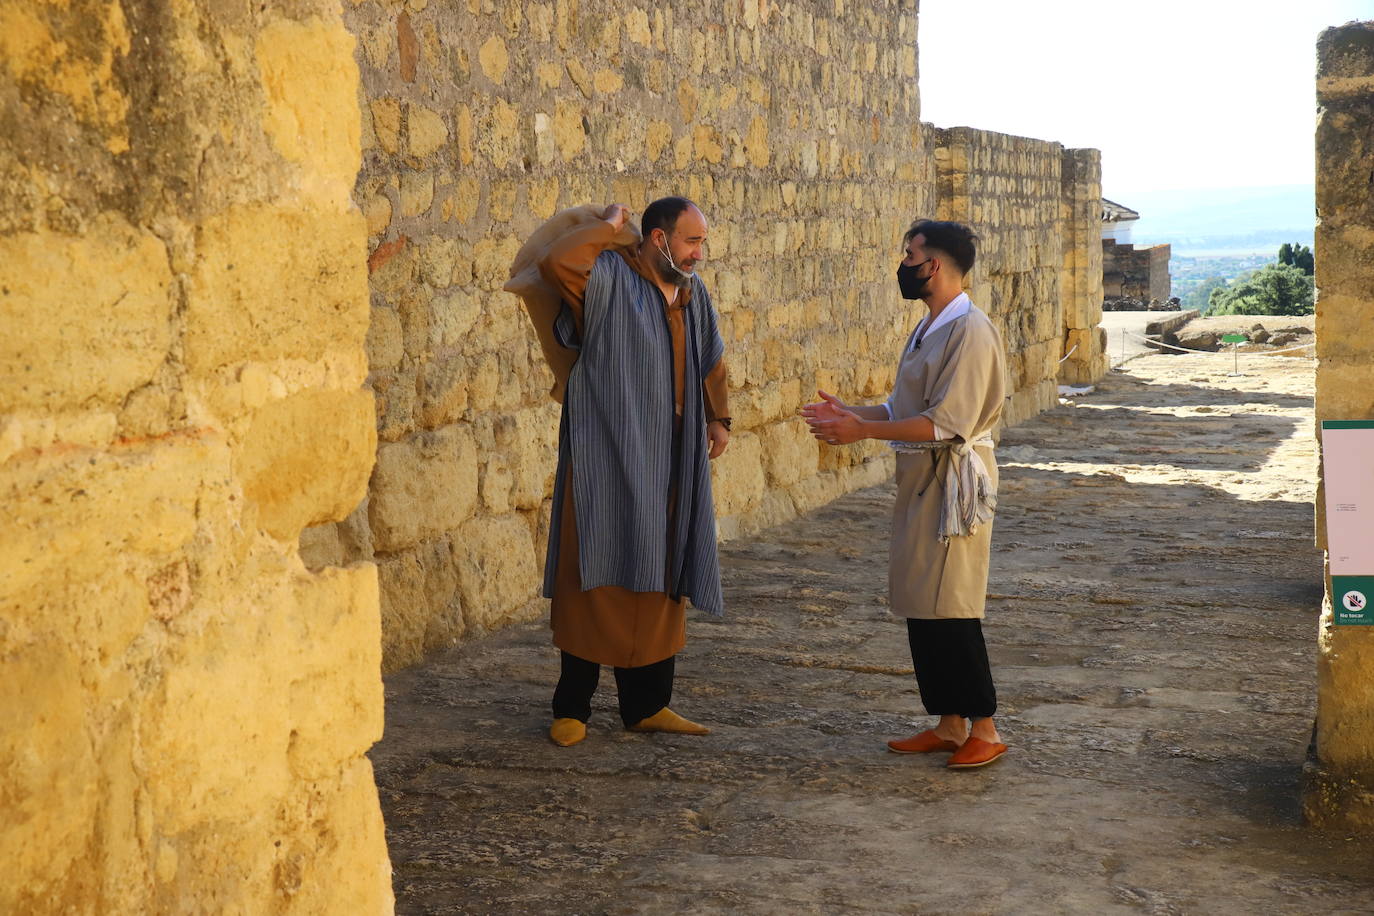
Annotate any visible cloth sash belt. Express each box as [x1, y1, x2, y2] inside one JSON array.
[[891, 433, 997, 544]]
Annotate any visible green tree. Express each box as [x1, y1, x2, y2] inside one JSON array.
[[1184, 275, 1228, 311], [1277, 242, 1314, 276], [1294, 245, 1314, 275], [1208, 263, 1314, 316]]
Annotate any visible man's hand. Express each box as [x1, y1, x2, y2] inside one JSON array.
[[803, 390, 867, 445], [801, 389, 849, 420], [707, 420, 730, 459], [602, 203, 631, 232]]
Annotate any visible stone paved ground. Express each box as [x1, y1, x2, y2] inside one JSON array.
[[372, 354, 1374, 915]]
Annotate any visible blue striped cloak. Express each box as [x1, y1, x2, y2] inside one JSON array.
[[542, 250, 725, 616]]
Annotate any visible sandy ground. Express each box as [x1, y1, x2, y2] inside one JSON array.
[[1097, 310, 1160, 366], [373, 353, 1374, 915]]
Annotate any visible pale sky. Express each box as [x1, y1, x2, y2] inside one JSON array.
[[918, 0, 1372, 199]]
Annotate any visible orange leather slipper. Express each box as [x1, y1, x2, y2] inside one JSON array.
[[946, 736, 1008, 768], [887, 729, 961, 754]]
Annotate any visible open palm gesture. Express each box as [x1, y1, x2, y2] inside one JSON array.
[[802, 390, 866, 445]]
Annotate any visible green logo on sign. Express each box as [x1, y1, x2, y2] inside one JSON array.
[[1221, 334, 1247, 343], [1333, 575, 1374, 625]]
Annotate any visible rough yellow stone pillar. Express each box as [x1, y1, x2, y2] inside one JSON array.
[[1306, 19, 1374, 831], [1, 1, 393, 909], [1059, 148, 1108, 386]]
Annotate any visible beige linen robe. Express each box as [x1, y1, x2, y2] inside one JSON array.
[[888, 304, 1007, 619]]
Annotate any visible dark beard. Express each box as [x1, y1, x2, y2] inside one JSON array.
[[657, 250, 694, 287]]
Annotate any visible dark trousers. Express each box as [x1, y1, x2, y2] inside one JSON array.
[[552, 651, 675, 727], [906, 618, 997, 720]]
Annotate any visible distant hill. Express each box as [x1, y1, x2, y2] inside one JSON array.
[[1108, 184, 1314, 256]]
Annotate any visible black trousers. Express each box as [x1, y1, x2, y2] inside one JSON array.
[[906, 618, 997, 720], [552, 651, 675, 727]]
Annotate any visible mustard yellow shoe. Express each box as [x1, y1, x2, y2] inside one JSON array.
[[627, 708, 710, 735], [549, 718, 587, 747]]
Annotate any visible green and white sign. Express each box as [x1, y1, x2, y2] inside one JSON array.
[[1322, 420, 1374, 625], [1332, 575, 1374, 626], [1221, 333, 1248, 344]]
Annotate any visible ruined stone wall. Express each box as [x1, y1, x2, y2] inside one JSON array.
[[322, 0, 1108, 671], [931, 128, 1106, 424], [1103, 239, 1172, 306], [330, 0, 929, 669], [1060, 149, 1109, 385], [1, 1, 391, 910], [1307, 19, 1374, 832]]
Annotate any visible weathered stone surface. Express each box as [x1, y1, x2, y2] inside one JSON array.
[[406, 103, 448, 158], [300, 520, 347, 569], [185, 203, 369, 374], [1175, 330, 1219, 352], [367, 304, 405, 369], [0, 220, 173, 410], [453, 513, 541, 629], [1, 5, 392, 908], [1309, 20, 1374, 832], [710, 430, 766, 520], [377, 537, 464, 668], [370, 424, 478, 553], [758, 418, 818, 488], [235, 388, 377, 540]]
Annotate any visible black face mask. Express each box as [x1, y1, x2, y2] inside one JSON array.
[[896, 260, 931, 300]]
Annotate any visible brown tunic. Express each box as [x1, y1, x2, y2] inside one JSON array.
[[539, 220, 730, 668]]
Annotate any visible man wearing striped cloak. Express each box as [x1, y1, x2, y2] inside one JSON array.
[[537, 197, 730, 748]]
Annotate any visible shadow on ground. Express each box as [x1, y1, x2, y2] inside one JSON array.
[[372, 356, 1372, 915]]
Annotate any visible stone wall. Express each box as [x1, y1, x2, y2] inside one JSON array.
[[1060, 149, 1109, 385], [1, 1, 392, 911], [931, 128, 1107, 422], [315, 0, 1111, 672], [1102, 239, 1171, 307], [1306, 19, 1374, 832], [328, 0, 930, 669]]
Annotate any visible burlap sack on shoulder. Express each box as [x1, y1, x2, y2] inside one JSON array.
[[503, 205, 641, 403]]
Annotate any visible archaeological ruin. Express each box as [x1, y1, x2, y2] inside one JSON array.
[[2, 0, 1370, 910], [1306, 18, 1374, 833]]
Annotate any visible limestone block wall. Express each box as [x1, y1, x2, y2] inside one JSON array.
[[1103, 240, 1172, 305], [328, 0, 930, 670], [318, 0, 1110, 671], [931, 128, 1103, 425], [1, 2, 391, 911], [1307, 19, 1374, 832], [1060, 149, 1109, 385]]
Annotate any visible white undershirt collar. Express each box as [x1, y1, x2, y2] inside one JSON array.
[[907, 291, 971, 353]]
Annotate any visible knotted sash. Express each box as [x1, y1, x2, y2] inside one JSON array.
[[890, 434, 997, 543]]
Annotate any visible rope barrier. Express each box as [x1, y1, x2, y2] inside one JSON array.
[[1122, 329, 1315, 357], [1057, 343, 1079, 364]]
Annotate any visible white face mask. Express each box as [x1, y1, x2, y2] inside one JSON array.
[[656, 233, 694, 284]]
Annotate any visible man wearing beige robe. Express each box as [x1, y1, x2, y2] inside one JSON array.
[[803, 219, 1009, 769]]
